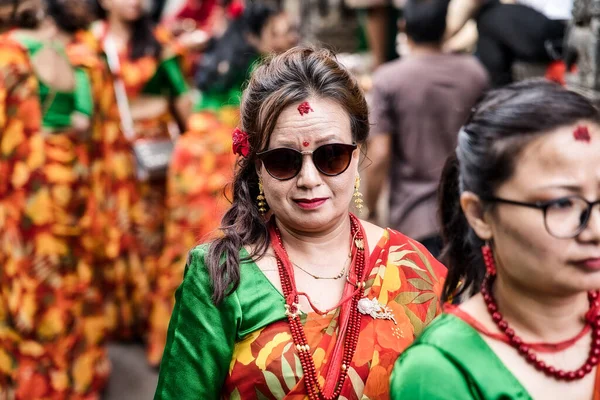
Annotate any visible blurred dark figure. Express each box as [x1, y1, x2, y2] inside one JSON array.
[[346, 0, 403, 67], [365, 0, 488, 258], [446, 0, 571, 87]]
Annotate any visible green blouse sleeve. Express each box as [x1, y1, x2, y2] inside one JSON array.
[[73, 68, 93, 117], [390, 344, 476, 399], [144, 56, 189, 97], [154, 246, 241, 400]]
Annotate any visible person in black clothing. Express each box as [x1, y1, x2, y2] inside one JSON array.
[[446, 0, 569, 87]]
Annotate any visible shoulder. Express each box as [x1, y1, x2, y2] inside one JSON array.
[[185, 243, 212, 273], [359, 219, 386, 252], [178, 244, 214, 293], [390, 339, 472, 398], [67, 32, 102, 69], [454, 55, 489, 83], [390, 315, 475, 398], [0, 34, 31, 67], [0, 34, 35, 87]]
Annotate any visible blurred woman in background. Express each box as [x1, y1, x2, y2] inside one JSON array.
[[1, 0, 111, 397], [92, 0, 192, 343], [147, 1, 298, 367]]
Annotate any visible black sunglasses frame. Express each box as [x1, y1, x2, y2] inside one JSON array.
[[256, 143, 357, 181], [481, 195, 600, 239]]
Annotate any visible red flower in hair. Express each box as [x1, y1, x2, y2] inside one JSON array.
[[232, 128, 250, 157], [227, 1, 244, 20]]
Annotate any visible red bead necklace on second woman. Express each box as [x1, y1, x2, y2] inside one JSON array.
[[268, 213, 367, 400], [480, 244, 600, 381]]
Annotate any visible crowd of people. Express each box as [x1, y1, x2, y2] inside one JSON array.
[[1, 0, 599, 399], [0, 0, 298, 397]]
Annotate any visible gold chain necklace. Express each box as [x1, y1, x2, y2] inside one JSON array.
[[291, 253, 351, 280]]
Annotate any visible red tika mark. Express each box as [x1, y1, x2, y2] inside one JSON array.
[[574, 125, 591, 143], [298, 101, 314, 116], [302, 141, 310, 147]]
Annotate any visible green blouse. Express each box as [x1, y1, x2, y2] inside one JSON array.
[[194, 56, 260, 112], [154, 245, 286, 399], [143, 56, 189, 97], [15, 35, 93, 129], [390, 313, 532, 399]]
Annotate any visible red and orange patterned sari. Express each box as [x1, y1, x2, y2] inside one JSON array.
[[155, 228, 446, 399], [0, 33, 109, 399], [147, 107, 236, 366]]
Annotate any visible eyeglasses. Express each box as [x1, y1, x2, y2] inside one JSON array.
[[482, 195, 600, 239], [257, 143, 357, 181]]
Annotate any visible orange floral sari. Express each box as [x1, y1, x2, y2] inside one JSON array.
[[0, 33, 109, 399], [223, 229, 446, 399], [147, 108, 236, 366]]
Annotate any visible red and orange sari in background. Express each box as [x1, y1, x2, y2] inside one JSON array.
[[0, 34, 110, 399], [87, 24, 188, 340], [147, 107, 236, 366]]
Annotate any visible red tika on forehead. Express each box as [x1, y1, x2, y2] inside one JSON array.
[[574, 125, 591, 143], [302, 141, 310, 147], [297, 101, 313, 116]]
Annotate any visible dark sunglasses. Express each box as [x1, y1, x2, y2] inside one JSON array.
[[257, 143, 357, 181]]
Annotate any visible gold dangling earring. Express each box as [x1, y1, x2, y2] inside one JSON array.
[[353, 175, 364, 215], [257, 180, 267, 215]]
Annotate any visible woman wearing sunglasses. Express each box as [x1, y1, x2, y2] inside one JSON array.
[[154, 46, 446, 399], [390, 80, 600, 399]]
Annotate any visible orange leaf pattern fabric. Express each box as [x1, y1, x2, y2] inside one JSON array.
[[86, 24, 187, 345], [0, 33, 109, 399], [146, 108, 236, 366], [225, 229, 446, 399]]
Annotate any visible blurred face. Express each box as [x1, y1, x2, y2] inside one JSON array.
[[257, 12, 299, 55], [0, 0, 15, 32], [258, 97, 359, 234], [483, 122, 600, 296], [101, 0, 145, 22]]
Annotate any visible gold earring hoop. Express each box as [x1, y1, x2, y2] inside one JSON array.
[[257, 180, 267, 215], [353, 175, 364, 214]]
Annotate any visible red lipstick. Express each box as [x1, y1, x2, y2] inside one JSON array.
[[294, 198, 327, 210]]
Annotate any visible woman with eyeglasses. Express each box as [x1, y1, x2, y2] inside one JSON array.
[[390, 80, 600, 399], [154, 46, 446, 399]]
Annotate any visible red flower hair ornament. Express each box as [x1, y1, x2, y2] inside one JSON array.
[[232, 128, 250, 158]]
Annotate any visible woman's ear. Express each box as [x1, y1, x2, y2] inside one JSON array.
[[460, 191, 493, 241], [255, 159, 263, 178]]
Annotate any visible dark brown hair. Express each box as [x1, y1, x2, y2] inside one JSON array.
[[207, 46, 369, 304], [440, 79, 600, 302]]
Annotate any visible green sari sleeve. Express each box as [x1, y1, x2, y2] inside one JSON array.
[[390, 344, 475, 399], [154, 246, 241, 400], [144, 56, 189, 97], [73, 68, 93, 117]]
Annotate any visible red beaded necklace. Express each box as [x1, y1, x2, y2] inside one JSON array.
[[481, 275, 600, 381], [269, 214, 366, 400]]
